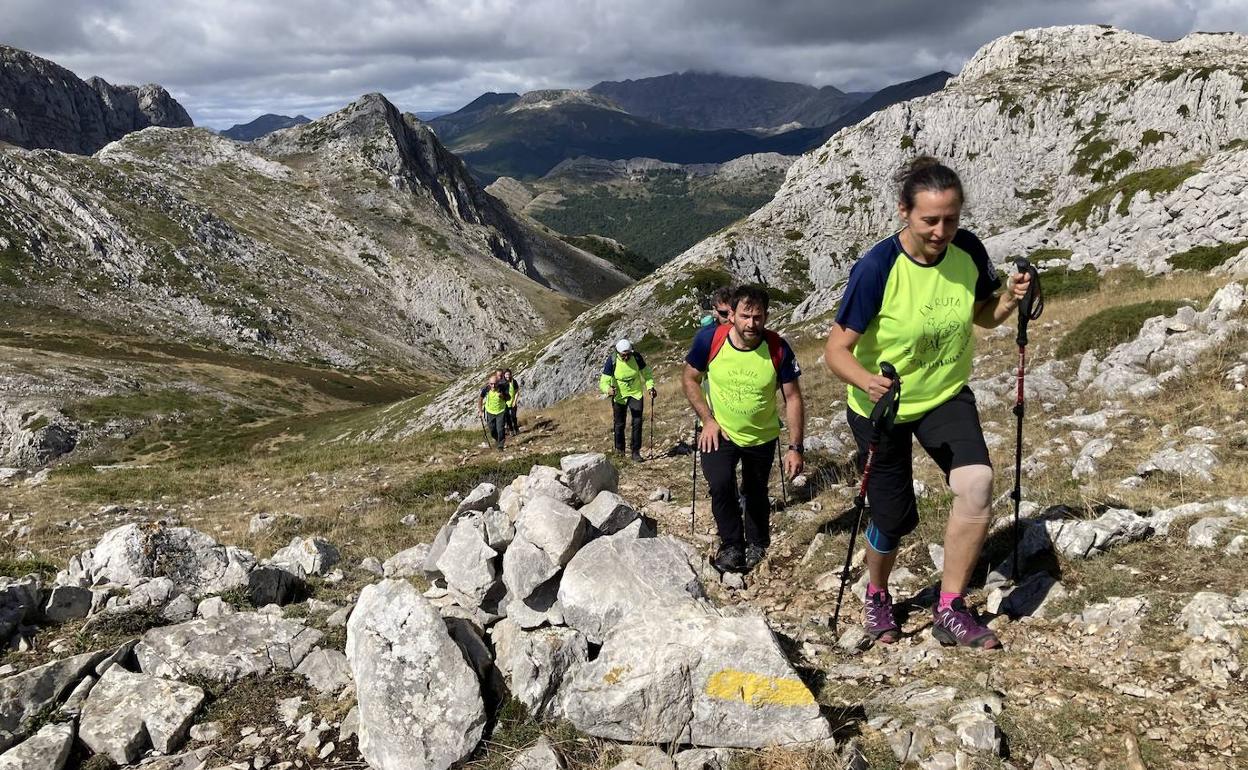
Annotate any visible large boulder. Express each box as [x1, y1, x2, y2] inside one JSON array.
[[560, 611, 831, 747], [65, 524, 255, 597], [0, 721, 74, 770], [78, 666, 205, 764], [559, 535, 706, 643], [561, 453, 619, 505], [346, 579, 486, 770], [0, 649, 109, 752], [135, 613, 322, 684], [492, 619, 588, 718]]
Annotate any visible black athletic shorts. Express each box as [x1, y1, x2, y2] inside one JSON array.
[[847, 386, 992, 542]]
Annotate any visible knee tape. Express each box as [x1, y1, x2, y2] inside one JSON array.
[[865, 522, 900, 554]]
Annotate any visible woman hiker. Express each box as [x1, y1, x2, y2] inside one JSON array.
[[823, 156, 1032, 650]]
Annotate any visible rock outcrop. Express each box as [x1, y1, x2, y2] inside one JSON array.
[[0, 45, 192, 154]]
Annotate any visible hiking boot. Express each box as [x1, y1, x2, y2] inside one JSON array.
[[744, 544, 766, 571], [712, 545, 745, 574], [631, 451, 644, 462], [932, 597, 1002, 649], [864, 589, 900, 644]]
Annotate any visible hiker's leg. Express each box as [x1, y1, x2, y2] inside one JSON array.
[[847, 407, 917, 590], [492, 412, 507, 448], [612, 400, 626, 452], [701, 437, 744, 549], [914, 387, 994, 596], [628, 397, 643, 454], [941, 465, 994, 594], [739, 439, 776, 549]]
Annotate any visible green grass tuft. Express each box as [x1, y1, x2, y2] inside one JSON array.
[[1167, 241, 1248, 271], [1056, 160, 1201, 229], [1056, 300, 1188, 358]]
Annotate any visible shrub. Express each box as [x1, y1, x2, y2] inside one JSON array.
[[1056, 300, 1187, 358], [1038, 264, 1099, 300]]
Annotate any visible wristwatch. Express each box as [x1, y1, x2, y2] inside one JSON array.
[[787, 443, 804, 454]]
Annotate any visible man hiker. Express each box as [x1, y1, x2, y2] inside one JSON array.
[[503, 368, 520, 434], [682, 285, 805, 573], [478, 370, 511, 450], [600, 338, 656, 462]]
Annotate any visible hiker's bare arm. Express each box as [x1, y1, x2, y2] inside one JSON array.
[[975, 269, 1030, 328], [681, 365, 714, 426], [825, 323, 894, 402]]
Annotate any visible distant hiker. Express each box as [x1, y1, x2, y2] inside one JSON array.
[[600, 339, 656, 462], [503, 369, 520, 434], [682, 285, 804, 574], [699, 287, 733, 328], [478, 370, 511, 450], [823, 156, 1033, 650]]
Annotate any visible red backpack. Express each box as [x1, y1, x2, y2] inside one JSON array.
[[707, 324, 785, 375]]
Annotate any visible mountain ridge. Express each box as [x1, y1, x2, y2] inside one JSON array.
[[0, 44, 192, 154]]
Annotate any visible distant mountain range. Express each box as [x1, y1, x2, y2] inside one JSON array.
[[220, 113, 311, 141], [430, 72, 951, 181], [588, 71, 869, 131]]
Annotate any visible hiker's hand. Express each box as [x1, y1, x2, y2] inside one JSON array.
[[1009, 269, 1031, 300], [607, 386, 616, 397], [864, 373, 897, 403], [698, 419, 724, 453], [784, 449, 804, 478]]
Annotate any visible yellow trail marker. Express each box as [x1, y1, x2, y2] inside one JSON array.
[[703, 669, 815, 708]]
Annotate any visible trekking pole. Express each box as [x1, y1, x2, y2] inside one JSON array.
[[649, 392, 656, 460], [831, 361, 900, 636], [775, 427, 788, 510], [1010, 258, 1043, 582], [690, 419, 699, 535], [478, 412, 489, 443]]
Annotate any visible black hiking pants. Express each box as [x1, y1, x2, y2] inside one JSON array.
[[612, 397, 644, 453], [701, 435, 776, 550], [486, 411, 508, 449], [506, 405, 519, 433]]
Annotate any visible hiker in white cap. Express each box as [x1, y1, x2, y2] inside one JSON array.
[[599, 338, 656, 461]]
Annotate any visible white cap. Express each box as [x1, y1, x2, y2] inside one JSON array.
[[615, 338, 633, 353]]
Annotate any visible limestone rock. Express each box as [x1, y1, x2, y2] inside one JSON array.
[[0, 649, 108, 752], [509, 736, 565, 770], [560, 535, 706, 643], [382, 543, 431, 579], [136, 613, 323, 684], [79, 666, 205, 764], [0, 722, 74, 770], [270, 537, 341, 577], [516, 495, 587, 567], [1137, 444, 1220, 482], [561, 610, 830, 747], [456, 483, 500, 515], [581, 491, 641, 536], [986, 573, 1067, 619], [492, 619, 588, 718], [1043, 508, 1152, 559], [436, 519, 500, 606], [1071, 437, 1114, 481], [295, 649, 353, 696], [345, 579, 485, 770], [74, 523, 255, 597], [560, 453, 619, 505], [0, 576, 40, 642]]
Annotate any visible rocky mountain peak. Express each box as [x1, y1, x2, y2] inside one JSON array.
[[0, 44, 192, 154], [956, 24, 1248, 85]]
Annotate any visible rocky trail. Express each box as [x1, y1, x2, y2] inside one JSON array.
[[1, 276, 1246, 770]]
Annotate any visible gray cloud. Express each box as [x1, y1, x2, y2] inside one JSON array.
[[2, 0, 1245, 127]]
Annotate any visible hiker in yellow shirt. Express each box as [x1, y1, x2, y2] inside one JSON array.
[[600, 339, 656, 462]]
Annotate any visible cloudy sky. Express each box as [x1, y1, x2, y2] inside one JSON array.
[[4, 0, 1247, 128]]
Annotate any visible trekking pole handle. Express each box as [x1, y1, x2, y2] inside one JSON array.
[[1014, 258, 1041, 348], [868, 361, 900, 428]]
